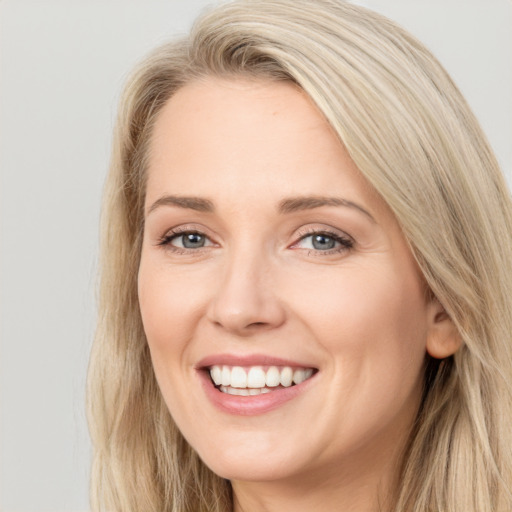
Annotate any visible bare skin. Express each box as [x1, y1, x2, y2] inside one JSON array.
[[138, 77, 459, 512]]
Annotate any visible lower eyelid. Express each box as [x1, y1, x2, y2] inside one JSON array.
[[154, 227, 353, 254], [293, 232, 353, 248]]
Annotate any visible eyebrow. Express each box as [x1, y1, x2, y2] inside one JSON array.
[[147, 195, 214, 216], [146, 194, 375, 222], [278, 196, 375, 222]]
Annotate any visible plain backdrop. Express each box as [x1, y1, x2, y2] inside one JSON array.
[[0, 1, 510, 511]]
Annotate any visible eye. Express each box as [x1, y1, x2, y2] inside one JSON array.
[[292, 230, 353, 254], [303, 233, 338, 250], [158, 230, 214, 250]]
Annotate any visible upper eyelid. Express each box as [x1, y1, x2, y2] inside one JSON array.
[[161, 223, 215, 238], [294, 224, 354, 241], [160, 225, 350, 238], [291, 232, 353, 248], [154, 223, 355, 247], [153, 225, 216, 249]]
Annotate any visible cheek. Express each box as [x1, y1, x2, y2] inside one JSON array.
[[137, 256, 208, 417], [138, 255, 208, 353], [305, 266, 429, 442], [288, 261, 429, 396], [292, 259, 427, 343]]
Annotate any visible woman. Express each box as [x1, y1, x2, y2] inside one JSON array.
[[87, 1, 512, 511]]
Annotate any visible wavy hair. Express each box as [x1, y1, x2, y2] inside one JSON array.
[[87, 1, 512, 510]]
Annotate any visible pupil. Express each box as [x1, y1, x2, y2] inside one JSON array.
[[312, 234, 335, 250], [183, 233, 205, 248]]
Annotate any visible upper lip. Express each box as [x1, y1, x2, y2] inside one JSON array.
[[196, 353, 317, 370]]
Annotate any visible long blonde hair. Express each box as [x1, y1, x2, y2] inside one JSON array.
[[87, 1, 512, 510]]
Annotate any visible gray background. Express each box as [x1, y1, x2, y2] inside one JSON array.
[[1, 1, 510, 511]]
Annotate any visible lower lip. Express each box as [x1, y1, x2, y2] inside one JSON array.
[[198, 370, 317, 416]]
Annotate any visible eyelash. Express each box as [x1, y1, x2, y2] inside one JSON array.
[[156, 227, 354, 256], [156, 227, 212, 255], [293, 227, 354, 256]]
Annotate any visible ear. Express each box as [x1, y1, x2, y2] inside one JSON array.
[[425, 299, 462, 359]]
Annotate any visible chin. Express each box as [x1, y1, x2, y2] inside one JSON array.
[[203, 456, 298, 483], [190, 432, 307, 483]]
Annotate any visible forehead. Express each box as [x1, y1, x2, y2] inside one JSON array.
[[148, 78, 341, 176], [145, 77, 386, 218]]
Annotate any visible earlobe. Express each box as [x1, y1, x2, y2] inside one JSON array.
[[425, 300, 462, 359]]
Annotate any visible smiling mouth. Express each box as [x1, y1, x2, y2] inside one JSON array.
[[208, 365, 317, 396]]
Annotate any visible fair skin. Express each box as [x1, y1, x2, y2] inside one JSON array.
[[138, 77, 458, 512]]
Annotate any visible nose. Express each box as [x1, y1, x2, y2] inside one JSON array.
[[206, 250, 286, 336]]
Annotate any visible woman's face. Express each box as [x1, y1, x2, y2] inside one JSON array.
[[138, 78, 446, 485]]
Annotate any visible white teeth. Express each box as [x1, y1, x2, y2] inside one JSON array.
[[220, 385, 271, 396], [209, 364, 315, 392], [221, 366, 230, 386], [231, 366, 247, 388], [211, 366, 222, 385], [247, 366, 266, 388], [294, 368, 313, 384], [292, 368, 305, 385], [265, 366, 281, 387], [280, 366, 293, 387]]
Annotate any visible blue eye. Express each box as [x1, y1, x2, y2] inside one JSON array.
[[159, 231, 213, 249], [180, 233, 207, 248], [311, 234, 337, 250], [295, 231, 353, 253]]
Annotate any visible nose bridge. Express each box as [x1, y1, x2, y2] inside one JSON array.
[[207, 239, 285, 334]]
